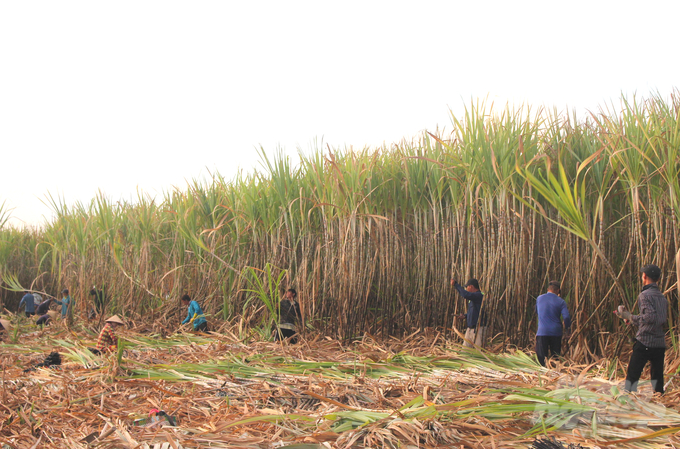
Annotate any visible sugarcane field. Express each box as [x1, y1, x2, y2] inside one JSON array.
[[2, 92, 680, 448]]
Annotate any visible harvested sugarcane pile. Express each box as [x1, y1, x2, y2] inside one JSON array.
[[2, 324, 680, 448]]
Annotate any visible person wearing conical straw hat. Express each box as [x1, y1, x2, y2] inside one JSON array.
[[180, 294, 208, 332], [93, 315, 124, 354], [451, 277, 487, 348]]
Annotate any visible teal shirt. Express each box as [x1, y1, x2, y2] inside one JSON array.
[[56, 296, 72, 317], [182, 300, 206, 329]]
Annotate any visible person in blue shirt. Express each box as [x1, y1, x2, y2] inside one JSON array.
[[451, 278, 486, 347], [536, 281, 571, 366], [19, 291, 36, 317], [180, 294, 208, 332], [55, 289, 72, 319]]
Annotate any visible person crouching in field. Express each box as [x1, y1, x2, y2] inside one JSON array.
[[451, 278, 487, 347], [36, 310, 59, 327], [274, 288, 302, 344], [614, 264, 668, 394], [35, 296, 55, 316], [180, 294, 209, 332], [89, 315, 125, 355], [535, 281, 571, 366]]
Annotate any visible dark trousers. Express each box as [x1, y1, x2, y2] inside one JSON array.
[[195, 321, 208, 332], [536, 336, 562, 366], [625, 340, 665, 394], [25, 312, 35, 318], [274, 327, 298, 344]]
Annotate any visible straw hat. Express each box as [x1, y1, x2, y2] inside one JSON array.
[[105, 315, 125, 325], [0, 319, 11, 332], [47, 311, 59, 320]]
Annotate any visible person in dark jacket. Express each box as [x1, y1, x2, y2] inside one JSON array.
[[274, 288, 302, 343], [89, 288, 107, 318], [536, 281, 571, 366], [35, 297, 55, 316], [451, 278, 486, 347], [36, 310, 59, 327], [615, 264, 668, 394], [90, 288, 105, 312]]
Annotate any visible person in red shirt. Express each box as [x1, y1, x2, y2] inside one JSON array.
[[93, 315, 125, 354]]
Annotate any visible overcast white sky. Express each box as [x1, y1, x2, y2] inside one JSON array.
[[1, 1, 678, 227]]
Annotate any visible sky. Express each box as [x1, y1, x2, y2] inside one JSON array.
[[1, 1, 678, 227]]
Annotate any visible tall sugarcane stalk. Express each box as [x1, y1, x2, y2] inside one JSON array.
[[0, 92, 679, 361]]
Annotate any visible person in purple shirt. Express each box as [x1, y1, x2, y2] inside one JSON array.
[[536, 281, 571, 366]]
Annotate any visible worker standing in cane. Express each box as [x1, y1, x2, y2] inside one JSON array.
[[18, 291, 36, 317], [451, 278, 487, 348], [614, 264, 668, 394], [535, 281, 571, 366]]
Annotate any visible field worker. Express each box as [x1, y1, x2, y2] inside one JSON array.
[[536, 281, 571, 366], [35, 297, 56, 316], [181, 294, 208, 332], [89, 287, 106, 316], [615, 264, 668, 394], [93, 315, 125, 354], [36, 310, 59, 327], [274, 288, 302, 343], [451, 278, 487, 347], [55, 289, 72, 318], [19, 291, 36, 317]]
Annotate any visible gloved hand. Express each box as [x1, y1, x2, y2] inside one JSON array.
[[614, 305, 632, 321]]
